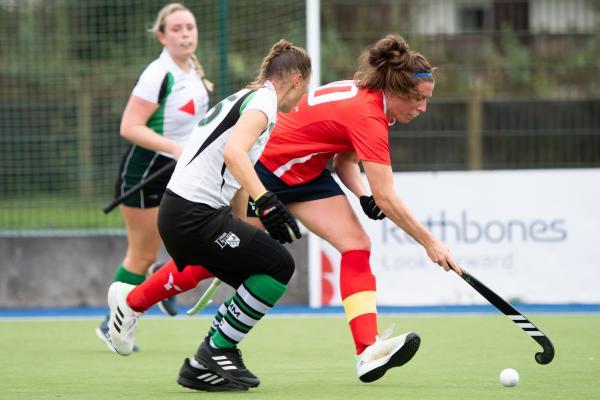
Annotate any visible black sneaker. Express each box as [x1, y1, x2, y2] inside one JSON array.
[[195, 337, 260, 388], [177, 358, 248, 392], [148, 262, 179, 316], [95, 315, 139, 353]]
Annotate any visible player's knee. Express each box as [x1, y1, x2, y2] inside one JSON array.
[[357, 233, 371, 251], [272, 249, 295, 285], [338, 235, 371, 254]]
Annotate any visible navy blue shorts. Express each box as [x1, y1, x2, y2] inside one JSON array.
[[248, 161, 344, 215]]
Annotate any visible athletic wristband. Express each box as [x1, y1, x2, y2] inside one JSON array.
[[254, 191, 269, 202]]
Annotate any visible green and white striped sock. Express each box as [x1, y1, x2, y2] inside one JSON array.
[[210, 275, 287, 349], [208, 298, 232, 337]]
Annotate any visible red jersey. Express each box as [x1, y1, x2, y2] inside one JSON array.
[[259, 80, 393, 185]]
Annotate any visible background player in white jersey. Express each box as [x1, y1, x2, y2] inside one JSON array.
[[106, 39, 311, 392], [96, 3, 212, 350]]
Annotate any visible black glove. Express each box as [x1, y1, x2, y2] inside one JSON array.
[[255, 191, 301, 243], [360, 195, 386, 220]]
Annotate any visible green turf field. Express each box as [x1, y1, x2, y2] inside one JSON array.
[[0, 314, 598, 399]]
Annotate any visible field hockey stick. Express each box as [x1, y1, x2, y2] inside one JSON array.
[[186, 278, 222, 316], [454, 268, 555, 364], [102, 160, 176, 214]]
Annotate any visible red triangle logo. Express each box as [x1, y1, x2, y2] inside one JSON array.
[[179, 99, 195, 115]]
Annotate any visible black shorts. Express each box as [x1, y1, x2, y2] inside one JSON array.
[[114, 144, 173, 208], [158, 190, 295, 288], [248, 161, 345, 215]]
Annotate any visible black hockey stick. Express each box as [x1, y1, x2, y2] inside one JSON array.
[[102, 160, 176, 214], [456, 269, 555, 365]]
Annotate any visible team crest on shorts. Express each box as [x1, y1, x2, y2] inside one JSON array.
[[215, 231, 240, 249]]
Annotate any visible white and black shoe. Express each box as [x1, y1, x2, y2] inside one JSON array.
[[107, 282, 142, 356], [96, 315, 140, 353], [195, 337, 260, 388], [177, 358, 248, 392], [356, 329, 421, 383], [95, 315, 117, 353]]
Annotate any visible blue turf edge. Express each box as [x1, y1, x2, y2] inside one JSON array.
[[1, 303, 599, 319]]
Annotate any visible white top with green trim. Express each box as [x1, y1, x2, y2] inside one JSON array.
[[132, 48, 209, 157], [168, 82, 277, 208]]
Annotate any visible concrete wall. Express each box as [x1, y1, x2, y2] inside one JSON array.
[[0, 234, 309, 308]]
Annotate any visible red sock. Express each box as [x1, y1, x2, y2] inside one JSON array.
[[340, 250, 378, 355], [126, 259, 214, 312]]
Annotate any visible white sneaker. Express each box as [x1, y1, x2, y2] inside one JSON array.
[[107, 282, 142, 356], [356, 328, 421, 383]]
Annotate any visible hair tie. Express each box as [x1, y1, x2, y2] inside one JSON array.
[[413, 72, 432, 78]]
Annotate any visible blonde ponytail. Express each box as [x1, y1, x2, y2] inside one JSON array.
[[190, 53, 214, 93]]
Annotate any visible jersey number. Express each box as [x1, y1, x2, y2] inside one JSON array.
[[307, 81, 358, 106], [198, 93, 241, 127]]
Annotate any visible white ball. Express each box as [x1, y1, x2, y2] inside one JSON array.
[[499, 368, 519, 387]]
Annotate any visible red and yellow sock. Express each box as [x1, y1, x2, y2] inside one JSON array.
[[340, 250, 378, 355]]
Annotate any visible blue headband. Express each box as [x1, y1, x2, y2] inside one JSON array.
[[413, 72, 432, 78]]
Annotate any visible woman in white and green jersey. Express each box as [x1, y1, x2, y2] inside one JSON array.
[[96, 3, 212, 350], [106, 39, 311, 391]]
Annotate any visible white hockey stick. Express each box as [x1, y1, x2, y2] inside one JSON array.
[[186, 278, 222, 316]]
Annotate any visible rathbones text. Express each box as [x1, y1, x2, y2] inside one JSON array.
[[382, 211, 567, 244]]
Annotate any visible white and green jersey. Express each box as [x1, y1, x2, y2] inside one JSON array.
[[132, 48, 209, 156], [167, 82, 277, 208]]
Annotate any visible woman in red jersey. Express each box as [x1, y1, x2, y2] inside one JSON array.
[[250, 33, 462, 383]]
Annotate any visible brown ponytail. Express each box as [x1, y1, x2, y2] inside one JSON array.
[[247, 39, 311, 89], [354, 34, 435, 99]]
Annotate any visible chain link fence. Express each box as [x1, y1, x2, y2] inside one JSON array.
[[1, 0, 599, 231]]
